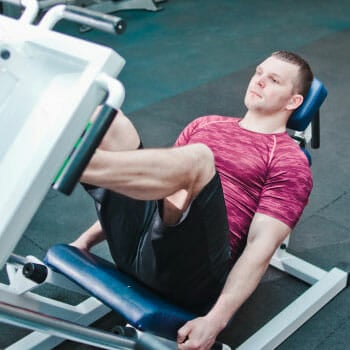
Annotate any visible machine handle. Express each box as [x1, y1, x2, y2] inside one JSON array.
[[135, 333, 172, 350], [135, 333, 228, 350], [311, 110, 320, 149], [23, 262, 48, 284], [53, 105, 117, 195], [63, 5, 126, 34], [39, 4, 126, 34]]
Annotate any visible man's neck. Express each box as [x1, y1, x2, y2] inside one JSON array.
[[240, 110, 288, 134]]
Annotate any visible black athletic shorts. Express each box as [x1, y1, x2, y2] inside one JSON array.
[[84, 172, 232, 313]]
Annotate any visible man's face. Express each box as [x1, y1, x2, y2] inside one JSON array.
[[244, 56, 300, 115]]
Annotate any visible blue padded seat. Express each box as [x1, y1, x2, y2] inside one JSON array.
[[45, 244, 195, 340], [287, 77, 327, 131]]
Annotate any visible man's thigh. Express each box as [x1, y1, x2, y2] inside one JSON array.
[[85, 173, 231, 312], [137, 173, 232, 312]]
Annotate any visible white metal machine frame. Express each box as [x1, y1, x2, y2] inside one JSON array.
[[237, 238, 348, 349]]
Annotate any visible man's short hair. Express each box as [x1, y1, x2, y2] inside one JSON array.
[[272, 51, 314, 98]]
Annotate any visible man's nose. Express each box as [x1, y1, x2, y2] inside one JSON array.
[[256, 76, 265, 88]]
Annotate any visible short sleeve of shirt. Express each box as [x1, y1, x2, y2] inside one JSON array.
[[175, 117, 207, 147], [256, 148, 313, 229]]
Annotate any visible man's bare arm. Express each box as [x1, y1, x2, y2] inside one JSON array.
[[177, 213, 292, 350], [70, 220, 105, 251]]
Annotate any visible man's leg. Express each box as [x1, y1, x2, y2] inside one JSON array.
[[71, 109, 142, 250], [134, 172, 231, 311], [75, 110, 228, 309], [97, 109, 141, 152], [81, 143, 216, 225], [79, 107, 217, 224], [81, 108, 216, 224]]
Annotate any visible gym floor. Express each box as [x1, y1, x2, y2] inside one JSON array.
[[1, 0, 350, 348]]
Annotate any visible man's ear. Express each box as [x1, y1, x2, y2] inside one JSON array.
[[286, 94, 304, 111]]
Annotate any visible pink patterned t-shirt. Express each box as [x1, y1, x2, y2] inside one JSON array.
[[175, 115, 313, 259]]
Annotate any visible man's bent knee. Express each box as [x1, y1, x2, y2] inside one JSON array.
[[186, 143, 216, 196], [163, 144, 215, 224]]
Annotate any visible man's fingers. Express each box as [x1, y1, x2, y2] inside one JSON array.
[[177, 323, 191, 344]]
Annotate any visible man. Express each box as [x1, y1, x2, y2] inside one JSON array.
[[71, 51, 313, 350]]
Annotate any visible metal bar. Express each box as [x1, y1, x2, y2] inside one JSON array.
[[311, 111, 320, 149], [237, 268, 348, 350], [270, 250, 327, 285], [7, 254, 28, 265], [0, 301, 135, 350]]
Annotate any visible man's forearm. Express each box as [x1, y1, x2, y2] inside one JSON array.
[[205, 216, 291, 331], [70, 220, 105, 251], [206, 245, 271, 330]]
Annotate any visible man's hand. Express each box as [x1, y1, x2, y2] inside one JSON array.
[[69, 221, 105, 252], [177, 316, 221, 350]]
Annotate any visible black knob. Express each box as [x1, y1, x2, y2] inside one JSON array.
[[23, 263, 48, 284]]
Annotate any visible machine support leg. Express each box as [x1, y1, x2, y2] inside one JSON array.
[[237, 268, 348, 350]]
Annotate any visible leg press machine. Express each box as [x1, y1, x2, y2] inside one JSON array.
[[0, 2, 349, 349]]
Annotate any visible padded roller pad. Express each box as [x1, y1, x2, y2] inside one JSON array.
[[45, 244, 195, 340], [287, 78, 327, 131]]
